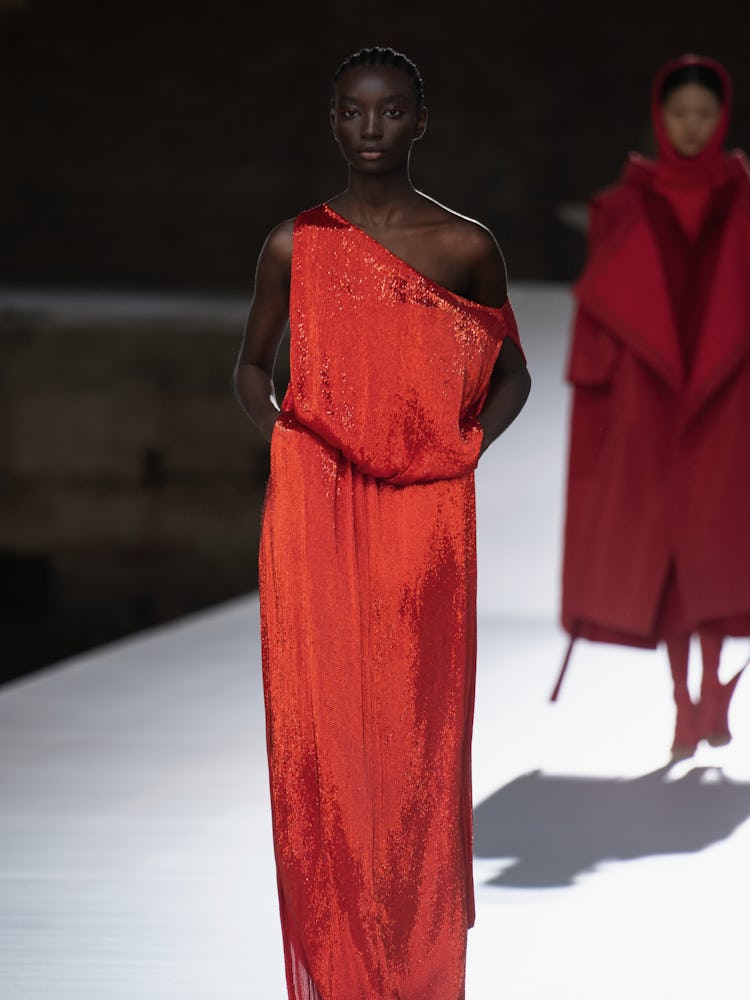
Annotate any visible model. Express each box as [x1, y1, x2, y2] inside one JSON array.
[[560, 54, 750, 760], [234, 47, 530, 1000]]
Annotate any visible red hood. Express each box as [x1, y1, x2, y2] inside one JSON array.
[[625, 54, 735, 189], [652, 54, 732, 168]]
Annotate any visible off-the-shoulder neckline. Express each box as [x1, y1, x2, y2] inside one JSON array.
[[319, 203, 509, 315]]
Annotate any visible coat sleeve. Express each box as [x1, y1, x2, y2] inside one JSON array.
[[567, 197, 622, 387]]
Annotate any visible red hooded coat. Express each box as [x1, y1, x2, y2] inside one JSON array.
[[562, 55, 750, 649]]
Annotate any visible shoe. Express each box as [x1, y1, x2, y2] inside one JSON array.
[[699, 667, 745, 747], [670, 692, 698, 761]]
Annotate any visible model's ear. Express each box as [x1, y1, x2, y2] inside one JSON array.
[[414, 107, 428, 141]]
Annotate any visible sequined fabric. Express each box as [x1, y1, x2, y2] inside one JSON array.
[[259, 204, 521, 1000]]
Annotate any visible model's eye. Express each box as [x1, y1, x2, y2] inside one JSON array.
[[339, 108, 359, 120], [384, 107, 405, 119]]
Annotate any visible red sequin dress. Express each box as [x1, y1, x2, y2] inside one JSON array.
[[259, 203, 521, 1000]]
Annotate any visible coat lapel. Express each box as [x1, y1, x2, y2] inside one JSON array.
[[575, 211, 684, 390], [683, 206, 750, 423]]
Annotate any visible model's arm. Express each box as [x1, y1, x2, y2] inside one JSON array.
[[477, 338, 531, 454], [467, 230, 531, 454], [233, 221, 294, 443]]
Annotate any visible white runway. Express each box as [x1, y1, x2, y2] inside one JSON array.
[[2, 284, 750, 999]]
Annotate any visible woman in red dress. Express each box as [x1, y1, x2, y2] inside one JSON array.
[[234, 47, 530, 1000], [561, 54, 750, 760]]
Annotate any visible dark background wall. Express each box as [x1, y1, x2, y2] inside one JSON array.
[[2, 0, 750, 682], [5, 0, 750, 288]]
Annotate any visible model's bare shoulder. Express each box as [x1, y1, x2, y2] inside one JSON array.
[[452, 215, 503, 266], [419, 198, 501, 261], [424, 201, 507, 306]]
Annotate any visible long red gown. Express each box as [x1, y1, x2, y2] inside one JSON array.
[[259, 203, 522, 1000]]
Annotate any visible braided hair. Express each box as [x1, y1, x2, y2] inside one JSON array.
[[331, 47, 425, 110]]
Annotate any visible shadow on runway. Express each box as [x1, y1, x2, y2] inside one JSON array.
[[473, 765, 750, 888]]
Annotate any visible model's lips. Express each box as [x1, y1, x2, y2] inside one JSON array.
[[359, 149, 384, 160]]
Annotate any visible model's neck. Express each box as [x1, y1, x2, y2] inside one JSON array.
[[337, 171, 421, 225]]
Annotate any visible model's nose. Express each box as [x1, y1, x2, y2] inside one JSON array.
[[361, 110, 382, 138]]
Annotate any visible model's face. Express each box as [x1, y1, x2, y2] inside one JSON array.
[[330, 65, 427, 172], [661, 82, 722, 157]]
